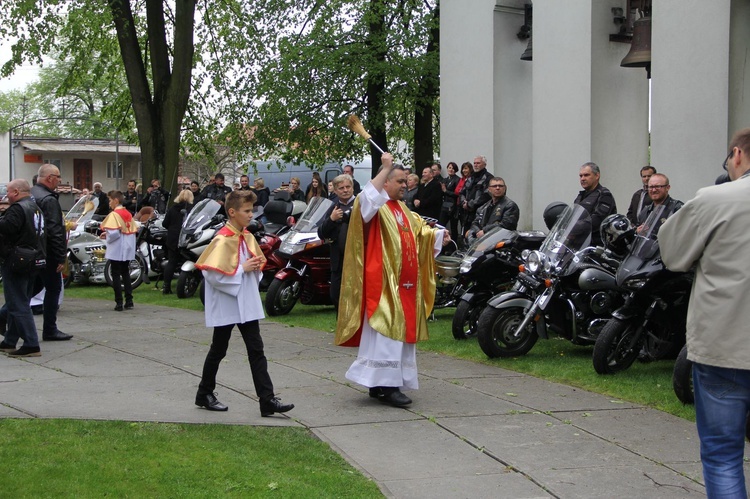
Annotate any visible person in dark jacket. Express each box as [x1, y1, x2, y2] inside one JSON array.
[[142, 179, 170, 214], [31, 164, 73, 341], [317, 174, 355, 309], [460, 156, 494, 229], [414, 165, 443, 220], [123, 179, 142, 215], [439, 161, 461, 237], [252, 178, 270, 207], [574, 162, 617, 247], [0, 179, 45, 357], [626, 166, 655, 225], [92, 182, 111, 218], [636, 173, 683, 235], [199, 172, 233, 209], [466, 177, 520, 242], [161, 189, 194, 294]]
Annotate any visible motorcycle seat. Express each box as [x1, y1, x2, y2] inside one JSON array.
[[264, 198, 293, 225]]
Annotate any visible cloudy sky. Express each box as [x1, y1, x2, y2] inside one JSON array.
[[0, 41, 41, 92]]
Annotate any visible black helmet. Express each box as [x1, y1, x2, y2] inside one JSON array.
[[543, 202, 568, 230], [248, 219, 264, 234], [600, 214, 633, 254]]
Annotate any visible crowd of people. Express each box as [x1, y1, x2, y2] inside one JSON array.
[[4, 128, 750, 495]]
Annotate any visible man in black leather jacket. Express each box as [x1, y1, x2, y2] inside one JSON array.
[[574, 162, 617, 247], [460, 155, 494, 229], [466, 177, 520, 242], [0, 179, 45, 356], [143, 179, 170, 214], [31, 165, 73, 341]]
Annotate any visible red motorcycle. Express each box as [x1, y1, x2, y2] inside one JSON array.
[[264, 197, 333, 316]]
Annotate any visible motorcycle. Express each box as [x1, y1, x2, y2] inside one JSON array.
[[64, 196, 110, 287], [672, 344, 693, 404], [476, 204, 624, 358], [592, 206, 691, 374], [448, 227, 546, 340], [264, 197, 333, 316], [176, 199, 225, 298], [104, 213, 168, 291]]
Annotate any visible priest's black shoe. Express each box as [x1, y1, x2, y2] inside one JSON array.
[[43, 330, 73, 341], [260, 397, 294, 417], [195, 392, 228, 411], [378, 388, 412, 407]]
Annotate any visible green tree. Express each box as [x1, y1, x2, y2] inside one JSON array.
[[203, 0, 440, 176], [0, 0, 195, 197]]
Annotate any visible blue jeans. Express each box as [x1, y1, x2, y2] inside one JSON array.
[[0, 263, 39, 348], [693, 362, 750, 498]]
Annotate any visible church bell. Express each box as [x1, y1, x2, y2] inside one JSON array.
[[520, 36, 533, 61], [620, 15, 651, 77]]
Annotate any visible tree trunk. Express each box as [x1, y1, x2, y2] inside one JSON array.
[[107, 0, 195, 200], [413, 3, 440, 176], [366, 0, 388, 177]]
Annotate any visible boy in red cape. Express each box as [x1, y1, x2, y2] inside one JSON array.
[[193, 190, 293, 417], [101, 190, 138, 311]]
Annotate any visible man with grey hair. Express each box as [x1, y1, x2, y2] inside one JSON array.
[[31, 164, 73, 341], [574, 162, 617, 246], [0, 179, 45, 356], [92, 181, 111, 217], [460, 155, 494, 230]]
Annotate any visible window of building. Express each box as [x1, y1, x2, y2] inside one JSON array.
[[45, 159, 62, 168], [107, 161, 123, 179]]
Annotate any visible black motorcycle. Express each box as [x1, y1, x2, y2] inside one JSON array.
[[592, 206, 692, 374], [476, 204, 623, 358], [448, 227, 545, 340]]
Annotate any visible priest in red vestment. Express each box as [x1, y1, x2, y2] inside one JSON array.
[[335, 153, 451, 407]]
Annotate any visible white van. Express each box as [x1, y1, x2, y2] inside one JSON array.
[[246, 157, 372, 193]]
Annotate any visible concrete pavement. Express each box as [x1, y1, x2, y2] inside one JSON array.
[[1, 298, 747, 498]]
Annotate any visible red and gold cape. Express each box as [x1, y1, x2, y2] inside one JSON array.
[[195, 223, 266, 275], [334, 197, 437, 347], [101, 207, 138, 234]]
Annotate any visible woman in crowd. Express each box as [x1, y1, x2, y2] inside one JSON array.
[[253, 178, 270, 207], [455, 162, 472, 247], [440, 161, 461, 242], [287, 177, 305, 202], [306, 176, 327, 203], [161, 189, 194, 294]]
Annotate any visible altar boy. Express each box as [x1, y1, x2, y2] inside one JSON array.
[[193, 190, 294, 417], [101, 191, 137, 311]]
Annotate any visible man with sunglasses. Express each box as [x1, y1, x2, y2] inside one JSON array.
[[465, 177, 519, 242], [635, 173, 682, 234], [30, 164, 73, 341], [660, 128, 750, 498]]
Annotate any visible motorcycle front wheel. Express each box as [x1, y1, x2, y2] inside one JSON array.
[[672, 344, 694, 404], [452, 300, 483, 340], [477, 306, 538, 358], [592, 318, 641, 375], [265, 278, 301, 316], [104, 254, 144, 291], [177, 269, 201, 299]]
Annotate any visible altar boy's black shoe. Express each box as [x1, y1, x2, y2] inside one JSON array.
[[195, 392, 228, 412]]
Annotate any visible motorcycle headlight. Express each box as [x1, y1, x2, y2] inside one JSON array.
[[624, 277, 648, 289], [192, 229, 203, 242], [526, 250, 545, 275], [459, 256, 477, 274]]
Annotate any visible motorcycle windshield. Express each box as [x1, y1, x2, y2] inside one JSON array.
[[289, 197, 333, 234], [178, 199, 221, 248], [539, 204, 592, 276], [65, 195, 99, 225], [464, 227, 517, 258], [624, 204, 666, 263]]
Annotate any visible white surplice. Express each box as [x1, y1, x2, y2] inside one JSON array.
[[202, 239, 264, 327]]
